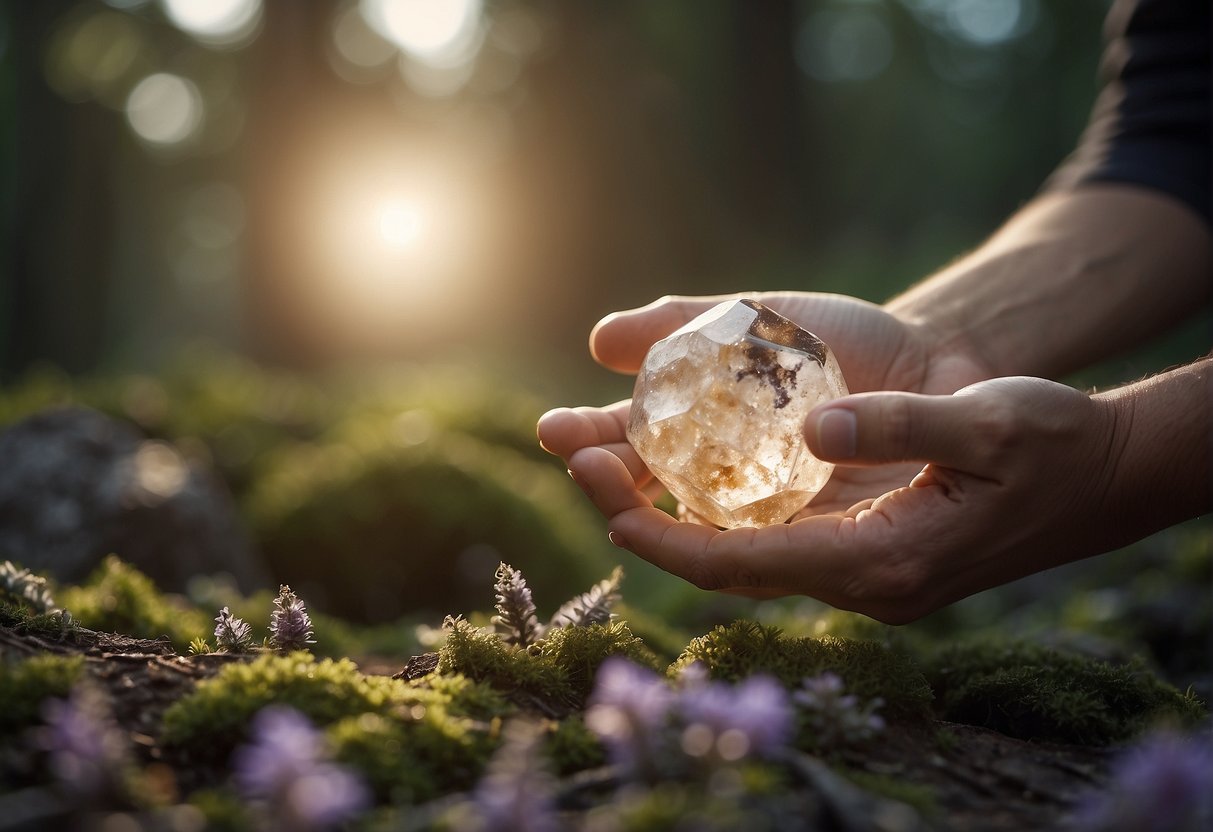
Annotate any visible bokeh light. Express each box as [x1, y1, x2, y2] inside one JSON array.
[[377, 200, 424, 250], [44, 10, 146, 106], [160, 0, 263, 48], [798, 7, 894, 83], [125, 72, 204, 147], [361, 0, 483, 64]]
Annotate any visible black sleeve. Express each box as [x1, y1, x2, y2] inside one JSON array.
[[1044, 0, 1211, 225]]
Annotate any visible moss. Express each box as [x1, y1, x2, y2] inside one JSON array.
[[539, 621, 660, 700], [246, 432, 614, 623], [0, 654, 85, 737], [437, 616, 570, 704], [543, 716, 606, 776], [328, 707, 498, 805], [613, 602, 693, 664], [58, 556, 210, 650], [924, 641, 1207, 745], [671, 620, 933, 722], [842, 770, 937, 817], [186, 788, 254, 832], [0, 602, 77, 639]]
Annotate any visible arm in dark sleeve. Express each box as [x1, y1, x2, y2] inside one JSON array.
[[1045, 0, 1211, 225]]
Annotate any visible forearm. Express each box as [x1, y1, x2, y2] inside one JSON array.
[[887, 185, 1211, 380], [1094, 355, 1213, 549]]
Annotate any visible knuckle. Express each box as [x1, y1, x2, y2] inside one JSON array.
[[971, 398, 1022, 461], [878, 396, 917, 461], [685, 557, 724, 591]]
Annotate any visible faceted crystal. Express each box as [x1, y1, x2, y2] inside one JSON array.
[[626, 299, 848, 529]]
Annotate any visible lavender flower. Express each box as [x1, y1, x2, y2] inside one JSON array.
[[232, 706, 369, 831], [38, 684, 128, 801], [679, 673, 793, 762], [471, 720, 561, 832], [269, 585, 315, 651], [793, 672, 884, 751], [1073, 730, 1213, 832], [492, 562, 544, 647], [585, 657, 676, 778], [214, 606, 253, 652]]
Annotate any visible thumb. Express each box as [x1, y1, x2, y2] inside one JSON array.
[[590, 296, 733, 373], [805, 391, 991, 471]]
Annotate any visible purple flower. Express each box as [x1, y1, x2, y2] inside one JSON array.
[[38, 684, 128, 800], [232, 706, 369, 831], [585, 657, 676, 778], [214, 606, 253, 652], [472, 721, 561, 832], [678, 674, 792, 762], [1074, 731, 1213, 832], [793, 672, 884, 751], [269, 585, 315, 651]]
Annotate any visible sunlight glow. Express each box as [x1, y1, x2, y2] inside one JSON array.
[[361, 0, 482, 63], [125, 72, 203, 146], [376, 200, 424, 250], [161, 0, 262, 47]]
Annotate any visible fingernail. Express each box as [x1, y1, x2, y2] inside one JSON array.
[[568, 469, 594, 499], [608, 531, 631, 550], [815, 408, 857, 459]]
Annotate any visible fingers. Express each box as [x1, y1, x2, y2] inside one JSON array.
[[537, 401, 631, 457], [566, 446, 654, 518], [590, 295, 736, 373], [805, 390, 1006, 473]]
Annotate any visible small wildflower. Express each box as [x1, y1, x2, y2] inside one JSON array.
[[1, 559, 56, 613], [585, 657, 676, 779], [793, 672, 884, 752], [38, 683, 129, 802], [1073, 730, 1213, 832], [492, 562, 544, 648], [214, 606, 253, 652], [679, 673, 793, 762], [232, 706, 369, 832], [471, 720, 561, 832], [269, 585, 315, 651]]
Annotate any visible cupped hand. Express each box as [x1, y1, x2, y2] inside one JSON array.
[[538, 291, 994, 522], [548, 376, 1120, 623]]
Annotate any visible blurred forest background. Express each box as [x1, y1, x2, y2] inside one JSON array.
[[0, 1, 1209, 665], [3, 0, 1146, 392]]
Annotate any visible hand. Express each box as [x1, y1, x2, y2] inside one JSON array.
[[548, 377, 1122, 623], [539, 291, 993, 520]]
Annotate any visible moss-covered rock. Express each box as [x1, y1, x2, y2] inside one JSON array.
[[0, 653, 85, 737], [246, 432, 614, 623], [539, 620, 660, 701], [923, 641, 1207, 745], [671, 620, 933, 722], [543, 716, 606, 776]]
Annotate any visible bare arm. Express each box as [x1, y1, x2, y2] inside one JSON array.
[[888, 185, 1212, 382]]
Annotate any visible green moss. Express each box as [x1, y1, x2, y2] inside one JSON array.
[[924, 641, 1207, 745], [0, 602, 77, 639], [186, 788, 254, 832], [246, 432, 614, 622], [437, 616, 570, 704], [613, 602, 693, 664], [671, 620, 933, 721], [0, 654, 85, 737], [543, 716, 606, 776], [58, 556, 210, 650], [842, 770, 937, 817], [540, 621, 660, 700]]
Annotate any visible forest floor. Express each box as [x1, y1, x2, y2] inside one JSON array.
[[1, 620, 1114, 832]]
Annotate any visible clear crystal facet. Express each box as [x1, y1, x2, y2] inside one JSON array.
[[626, 299, 848, 529]]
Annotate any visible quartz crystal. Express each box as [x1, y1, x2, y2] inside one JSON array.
[[626, 299, 848, 529]]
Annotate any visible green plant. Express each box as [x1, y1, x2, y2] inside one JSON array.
[[0, 654, 85, 737], [671, 620, 933, 722]]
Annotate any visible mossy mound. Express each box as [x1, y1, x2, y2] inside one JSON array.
[[438, 617, 659, 710], [58, 556, 211, 651], [0, 653, 85, 737], [246, 431, 614, 623], [923, 641, 1207, 745], [160, 651, 510, 785], [671, 620, 933, 722]]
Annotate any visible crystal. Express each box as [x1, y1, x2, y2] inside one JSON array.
[[626, 299, 848, 529]]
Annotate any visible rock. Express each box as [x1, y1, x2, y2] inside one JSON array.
[[0, 407, 265, 592]]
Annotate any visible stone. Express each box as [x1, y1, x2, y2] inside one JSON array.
[[626, 299, 848, 529], [0, 407, 267, 592]]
